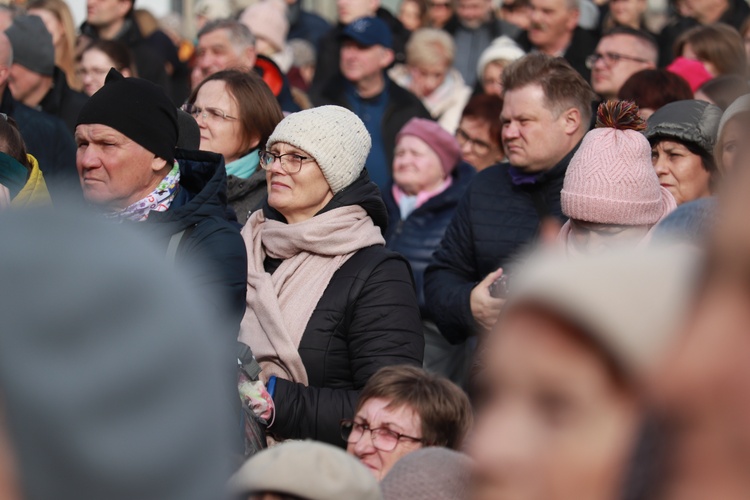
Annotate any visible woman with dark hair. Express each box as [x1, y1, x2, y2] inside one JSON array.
[[399, 0, 430, 31], [455, 94, 504, 171], [184, 69, 284, 223], [618, 68, 693, 120], [76, 39, 135, 97], [646, 99, 723, 205], [0, 114, 51, 208]]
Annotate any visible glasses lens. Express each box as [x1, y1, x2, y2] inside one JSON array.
[[259, 151, 273, 169], [181, 103, 199, 117], [340, 420, 354, 441], [371, 429, 399, 451]]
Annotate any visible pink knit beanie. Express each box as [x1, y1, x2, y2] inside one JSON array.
[[396, 118, 461, 175], [562, 101, 676, 225], [240, 0, 289, 52]]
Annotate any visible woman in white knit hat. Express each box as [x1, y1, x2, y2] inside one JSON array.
[[238, 105, 424, 445]]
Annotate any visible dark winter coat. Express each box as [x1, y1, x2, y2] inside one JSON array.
[[40, 66, 88, 135], [80, 16, 168, 89], [517, 27, 599, 82], [309, 7, 410, 101], [0, 87, 80, 202], [288, 1, 331, 48], [266, 170, 424, 446], [227, 167, 267, 225], [424, 147, 577, 344], [384, 162, 476, 318], [146, 149, 248, 335], [313, 76, 431, 175]]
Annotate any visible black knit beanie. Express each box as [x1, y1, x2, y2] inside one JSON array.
[[76, 69, 178, 163]]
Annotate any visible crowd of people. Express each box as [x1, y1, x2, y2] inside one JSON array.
[[0, 0, 749, 498]]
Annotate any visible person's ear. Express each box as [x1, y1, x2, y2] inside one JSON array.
[[565, 8, 580, 31], [561, 107, 582, 136], [151, 155, 170, 173], [380, 48, 395, 68]]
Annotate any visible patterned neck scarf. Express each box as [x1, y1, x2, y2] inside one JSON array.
[[109, 162, 181, 222]]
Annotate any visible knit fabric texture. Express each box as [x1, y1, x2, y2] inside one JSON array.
[[562, 126, 670, 225], [6, 15, 55, 76], [396, 117, 461, 175], [266, 105, 371, 193], [77, 69, 178, 163], [381, 447, 472, 500], [228, 440, 383, 500], [645, 99, 722, 157], [476, 36, 525, 79]]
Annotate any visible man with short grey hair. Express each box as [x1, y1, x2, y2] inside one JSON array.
[[193, 19, 299, 112], [517, 0, 598, 81]]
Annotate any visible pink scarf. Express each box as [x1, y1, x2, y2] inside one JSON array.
[[238, 206, 385, 384]]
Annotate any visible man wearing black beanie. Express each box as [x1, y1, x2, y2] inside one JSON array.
[[75, 68, 248, 344]]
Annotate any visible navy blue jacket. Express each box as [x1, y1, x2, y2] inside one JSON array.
[[424, 149, 576, 344], [384, 162, 475, 318], [0, 87, 80, 202], [40, 66, 88, 135], [146, 149, 248, 335]]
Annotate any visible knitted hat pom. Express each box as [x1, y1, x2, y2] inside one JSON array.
[[595, 100, 646, 132]]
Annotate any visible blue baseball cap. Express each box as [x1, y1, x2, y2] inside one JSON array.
[[341, 16, 393, 49]]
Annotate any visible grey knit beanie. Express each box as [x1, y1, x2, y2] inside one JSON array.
[[381, 448, 472, 500], [5, 15, 55, 76], [266, 105, 372, 193]]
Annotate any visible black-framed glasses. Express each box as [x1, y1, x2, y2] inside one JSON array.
[[585, 52, 650, 69], [456, 128, 492, 156], [180, 103, 237, 122], [340, 419, 424, 452], [259, 150, 311, 174]]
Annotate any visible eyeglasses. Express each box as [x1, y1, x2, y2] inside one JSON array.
[[259, 150, 312, 174], [340, 419, 424, 452], [585, 52, 650, 69], [181, 103, 237, 122], [456, 128, 493, 156]]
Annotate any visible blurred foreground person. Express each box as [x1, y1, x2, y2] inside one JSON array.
[[470, 245, 697, 500], [646, 100, 722, 206], [75, 69, 247, 334], [0, 209, 235, 500], [559, 100, 676, 254], [715, 94, 750, 173], [381, 447, 472, 500], [648, 128, 750, 500], [229, 440, 382, 500], [344, 365, 472, 480]]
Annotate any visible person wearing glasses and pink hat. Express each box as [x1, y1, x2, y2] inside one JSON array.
[[239, 105, 423, 446]]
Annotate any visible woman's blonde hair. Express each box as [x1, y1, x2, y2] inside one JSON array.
[[406, 28, 455, 69]]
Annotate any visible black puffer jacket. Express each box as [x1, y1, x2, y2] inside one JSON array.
[[424, 148, 576, 344], [267, 170, 424, 445]]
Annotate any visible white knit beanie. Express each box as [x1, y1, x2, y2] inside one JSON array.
[[476, 36, 526, 80], [266, 106, 372, 193]]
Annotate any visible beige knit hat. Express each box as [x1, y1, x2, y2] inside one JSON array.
[[266, 105, 372, 193], [228, 440, 383, 500], [505, 244, 698, 379]]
